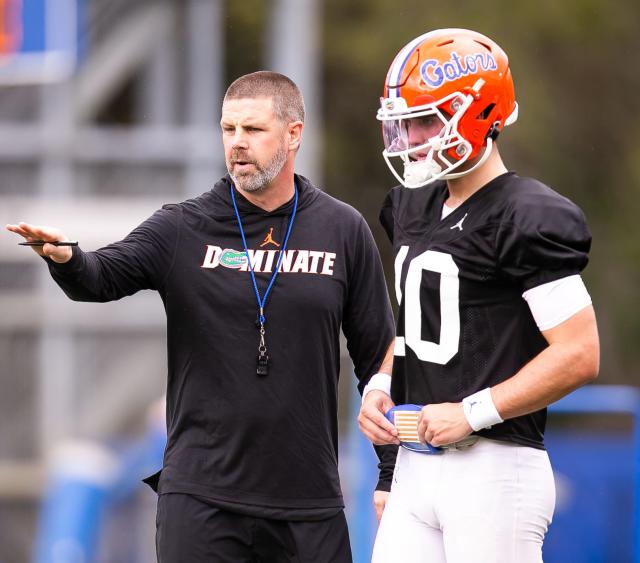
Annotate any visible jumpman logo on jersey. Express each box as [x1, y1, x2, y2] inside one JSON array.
[[450, 213, 468, 231], [260, 227, 281, 248]]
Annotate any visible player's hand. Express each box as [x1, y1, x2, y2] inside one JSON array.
[[373, 490, 389, 522], [358, 390, 400, 445], [417, 402, 472, 447], [5, 222, 73, 263]]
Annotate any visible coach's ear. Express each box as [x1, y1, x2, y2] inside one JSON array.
[[287, 121, 303, 152]]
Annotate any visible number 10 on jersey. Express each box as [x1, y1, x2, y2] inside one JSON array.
[[394, 247, 460, 365]]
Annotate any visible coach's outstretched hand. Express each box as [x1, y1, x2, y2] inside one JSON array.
[[5, 222, 73, 263], [358, 390, 400, 446]]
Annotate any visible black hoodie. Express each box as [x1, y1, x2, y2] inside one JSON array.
[[47, 174, 395, 520]]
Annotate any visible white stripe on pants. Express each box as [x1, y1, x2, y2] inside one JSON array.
[[372, 438, 555, 563]]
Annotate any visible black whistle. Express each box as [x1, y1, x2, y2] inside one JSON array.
[[256, 354, 269, 376]]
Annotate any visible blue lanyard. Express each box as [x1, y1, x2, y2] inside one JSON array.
[[229, 183, 299, 326]]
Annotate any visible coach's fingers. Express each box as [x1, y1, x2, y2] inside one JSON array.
[[6, 223, 48, 256], [8, 222, 73, 262], [18, 222, 65, 241], [5, 224, 32, 238], [358, 408, 400, 445], [10, 222, 47, 239], [7, 222, 63, 243], [366, 404, 398, 435], [359, 391, 400, 444], [366, 391, 398, 431], [373, 490, 389, 522], [358, 415, 399, 445]]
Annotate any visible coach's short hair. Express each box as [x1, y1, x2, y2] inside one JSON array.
[[223, 71, 305, 124]]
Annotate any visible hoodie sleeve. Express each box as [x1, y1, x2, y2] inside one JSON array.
[[342, 215, 395, 393], [374, 444, 398, 492], [340, 214, 397, 492], [46, 204, 180, 302]]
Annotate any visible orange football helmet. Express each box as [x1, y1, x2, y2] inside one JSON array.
[[377, 28, 518, 188]]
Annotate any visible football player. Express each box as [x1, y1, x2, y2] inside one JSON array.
[[358, 28, 600, 563]]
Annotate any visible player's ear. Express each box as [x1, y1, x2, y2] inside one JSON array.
[[287, 121, 303, 151]]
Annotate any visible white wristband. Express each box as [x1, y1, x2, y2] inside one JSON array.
[[462, 388, 503, 431], [362, 373, 392, 403]]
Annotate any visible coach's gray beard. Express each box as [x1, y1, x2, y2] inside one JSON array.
[[229, 143, 288, 193]]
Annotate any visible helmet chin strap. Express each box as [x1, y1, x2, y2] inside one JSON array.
[[443, 138, 494, 180], [400, 139, 494, 187]]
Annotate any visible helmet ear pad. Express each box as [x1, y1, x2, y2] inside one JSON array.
[[453, 96, 502, 161], [445, 67, 515, 162]]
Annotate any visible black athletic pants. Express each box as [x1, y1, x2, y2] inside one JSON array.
[[156, 493, 353, 563]]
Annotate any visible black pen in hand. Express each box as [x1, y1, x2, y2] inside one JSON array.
[[18, 240, 79, 247]]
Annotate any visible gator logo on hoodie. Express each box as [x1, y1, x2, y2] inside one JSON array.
[[201, 246, 336, 276], [218, 249, 247, 269]]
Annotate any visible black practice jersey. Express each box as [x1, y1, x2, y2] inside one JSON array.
[[47, 174, 395, 519], [380, 172, 591, 449]]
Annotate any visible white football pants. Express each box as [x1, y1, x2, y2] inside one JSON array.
[[372, 438, 555, 563]]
